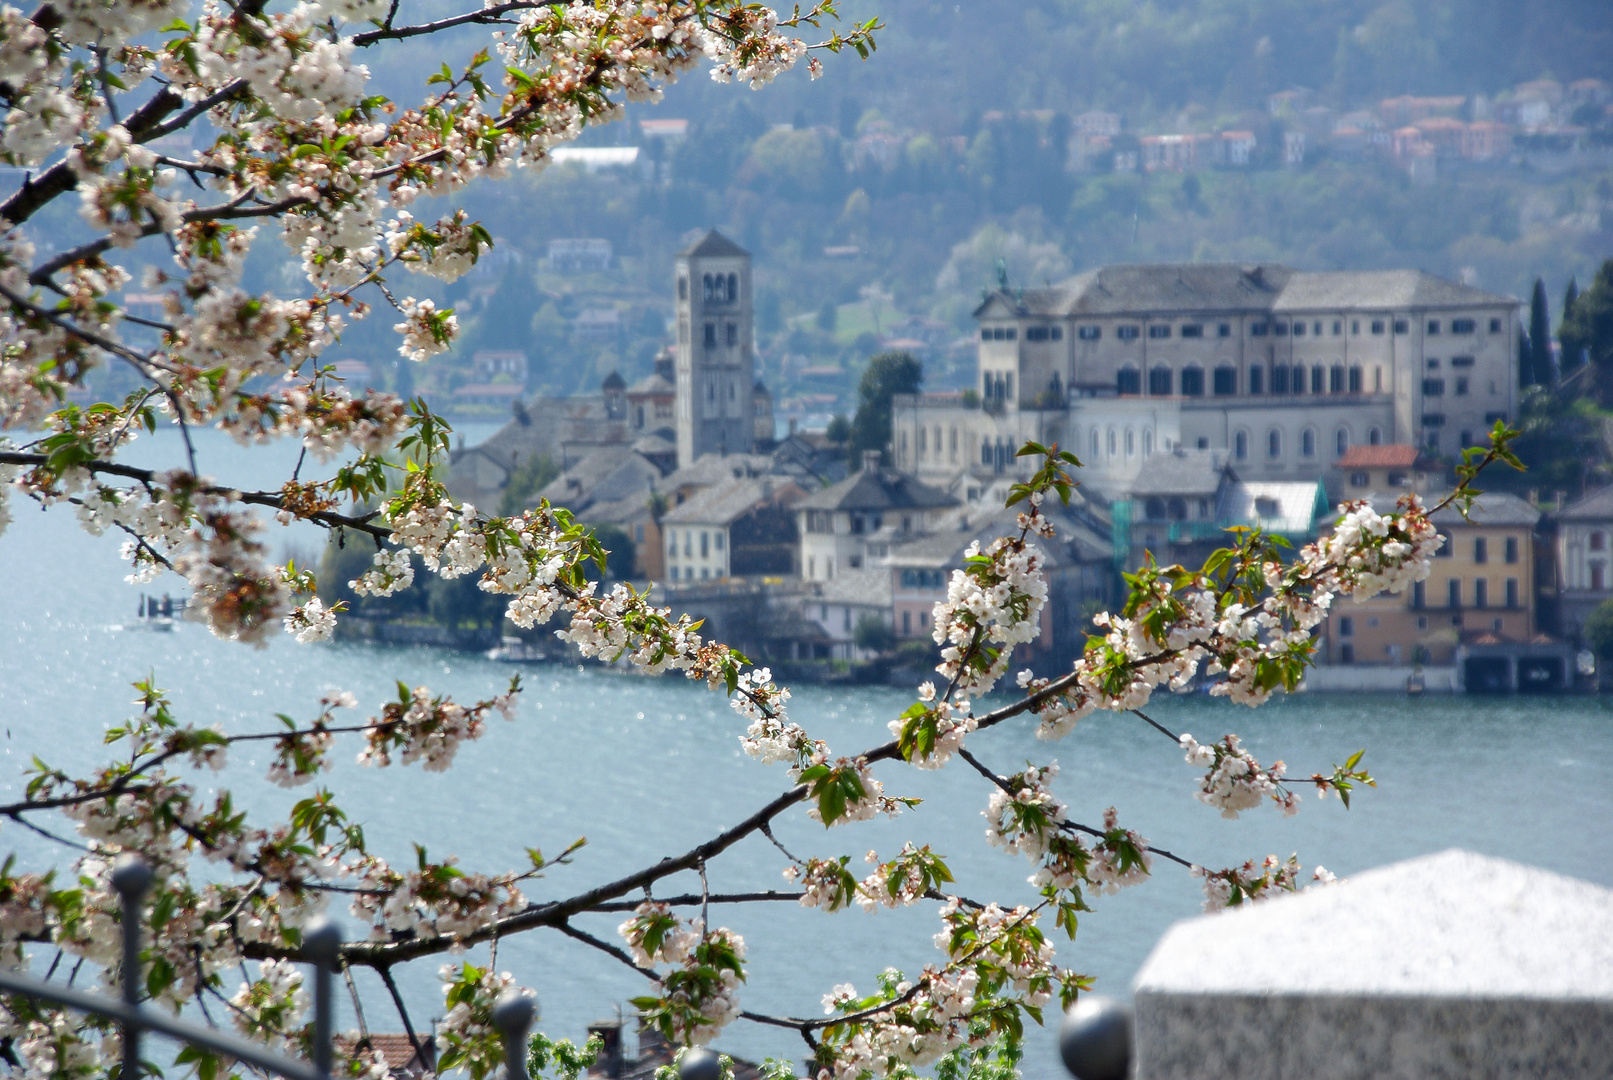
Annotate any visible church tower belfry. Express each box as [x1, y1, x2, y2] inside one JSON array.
[[674, 230, 754, 468]]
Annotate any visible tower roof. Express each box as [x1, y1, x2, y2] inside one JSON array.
[[601, 370, 626, 391], [680, 229, 749, 259]]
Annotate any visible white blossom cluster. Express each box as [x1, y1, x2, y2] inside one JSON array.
[[283, 595, 337, 643], [230, 959, 312, 1055], [1179, 733, 1299, 819], [618, 901, 702, 966], [355, 682, 520, 772], [734, 667, 820, 770], [889, 682, 975, 769], [1085, 807, 1154, 894], [348, 854, 527, 943], [815, 965, 980, 1080], [930, 536, 1049, 698], [350, 547, 415, 597], [852, 845, 938, 912], [434, 964, 535, 1077], [265, 691, 354, 787], [385, 210, 488, 282], [982, 762, 1067, 859]]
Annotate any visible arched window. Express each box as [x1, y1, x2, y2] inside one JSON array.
[[1302, 428, 1316, 457], [917, 427, 927, 455], [1268, 429, 1282, 459], [1090, 429, 1099, 458], [1107, 428, 1117, 456], [1330, 364, 1345, 393], [727, 273, 738, 301], [1249, 365, 1264, 394], [1235, 430, 1249, 460], [1125, 428, 1135, 456], [1336, 428, 1350, 456], [1142, 429, 1154, 456], [1271, 365, 1290, 393], [1149, 366, 1173, 395], [1180, 366, 1205, 396], [1295, 365, 1308, 393], [1348, 365, 1363, 393], [1117, 367, 1141, 395], [1213, 365, 1237, 395], [702, 274, 714, 301], [1368, 426, 1382, 445], [981, 440, 992, 466]]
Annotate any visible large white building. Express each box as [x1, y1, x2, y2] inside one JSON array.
[[893, 264, 1519, 497]]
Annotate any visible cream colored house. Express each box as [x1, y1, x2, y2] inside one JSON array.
[[796, 452, 959, 581]]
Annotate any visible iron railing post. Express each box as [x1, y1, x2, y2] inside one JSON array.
[[492, 989, 535, 1080], [678, 1048, 721, 1080], [110, 854, 153, 1080], [302, 919, 342, 1078]]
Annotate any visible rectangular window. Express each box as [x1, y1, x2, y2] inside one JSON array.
[[1506, 578, 1519, 608], [1339, 616, 1354, 637], [1423, 413, 1446, 427], [703, 323, 716, 347], [1181, 367, 1205, 396], [1490, 318, 1502, 333], [1004, 328, 1017, 340], [1394, 319, 1409, 334], [1451, 318, 1475, 334], [700, 532, 709, 557], [1413, 581, 1426, 608], [1117, 325, 1139, 341], [1180, 324, 1204, 338], [1456, 377, 1469, 395], [1026, 326, 1050, 341], [1474, 537, 1487, 563], [1352, 319, 1361, 334], [1505, 537, 1518, 563], [1448, 579, 1461, 608], [1078, 325, 1100, 340], [1423, 378, 1445, 396], [980, 328, 990, 341], [1218, 323, 1231, 337], [1251, 322, 1269, 337], [1148, 324, 1171, 339], [715, 532, 724, 550], [1474, 578, 1488, 609], [1213, 367, 1236, 395], [1050, 326, 1063, 340], [1451, 355, 1475, 367], [1349, 366, 1363, 393], [1249, 366, 1263, 394], [1274, 321, 1289, 336], [1427, 320, 1442, 335], [726, 322, 737, 345], [1293, 321, 1306, 337], [1333, 320, 1343, 335], [1371, 319, 1386, 335]]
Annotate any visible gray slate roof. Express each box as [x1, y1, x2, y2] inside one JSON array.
[[796, 466, 957, 514], [1555, 485, 1613, 522], [662, 476, 801, 526], [1124, 448, 1232, 498], [1428, 490, 1541, 527], [976, 263, 1514, 320], [815, 567, 893, 607], [680, 229, 749, 259], [1271, 269, 1513, 311]]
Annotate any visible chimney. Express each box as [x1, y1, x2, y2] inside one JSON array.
[[761, 478, 774, 500], [788, 417, 799, 436], [585, 1020, 623, 1079], [862, 450, 881, 473]]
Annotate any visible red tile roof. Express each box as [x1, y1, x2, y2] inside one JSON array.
[[1336, 444, 1421, 469]]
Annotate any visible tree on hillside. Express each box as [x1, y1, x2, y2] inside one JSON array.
[[848, 350, 923, 465], [1527, 278, 1551, 387], [1560, 261, 1613, 405], [1517, 325, 1534, 388], [0, 5, 1532, 1080], [1561, 275, 1584, 376]]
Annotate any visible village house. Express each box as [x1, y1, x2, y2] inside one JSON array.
[[1552, 486, 1613, 646], [661, 476, 805, 582], [797, 452, 960, 581]]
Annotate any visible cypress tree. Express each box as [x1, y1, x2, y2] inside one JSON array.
[[1561, 276, 1582, 375], [1529, 277, 1551, 385], [1517, 325, 1534, 387]]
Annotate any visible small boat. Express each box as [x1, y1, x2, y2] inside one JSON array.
[[123, 594, 179, 632], [486, 636, 547, 663]]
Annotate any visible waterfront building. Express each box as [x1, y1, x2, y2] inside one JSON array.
[[1552, 486, 1613, 646], [803, 567, 894, 660], [1320, 491, 1540, 669], [1333, 443, 1440, 496], [796, 452, 959, 582], [891, 263, 1518, 502], [661, 476, 805, 582]]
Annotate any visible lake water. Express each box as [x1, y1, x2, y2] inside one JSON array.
[[3, 429, 1611, 1078]]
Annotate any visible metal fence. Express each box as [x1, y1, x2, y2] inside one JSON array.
[[0, 855, 1127, 1080]]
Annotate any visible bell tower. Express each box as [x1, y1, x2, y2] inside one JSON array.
[[674, 230, 753, 468]]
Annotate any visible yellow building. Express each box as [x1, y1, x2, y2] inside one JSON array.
[[1325, 491, 1540, 666]]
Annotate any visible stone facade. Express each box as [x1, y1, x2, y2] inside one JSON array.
[[892, 263, 1517, 501], [674, 230, 755, 467]]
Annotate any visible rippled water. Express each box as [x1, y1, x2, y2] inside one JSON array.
[[3, 430, 1611, 1077]]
